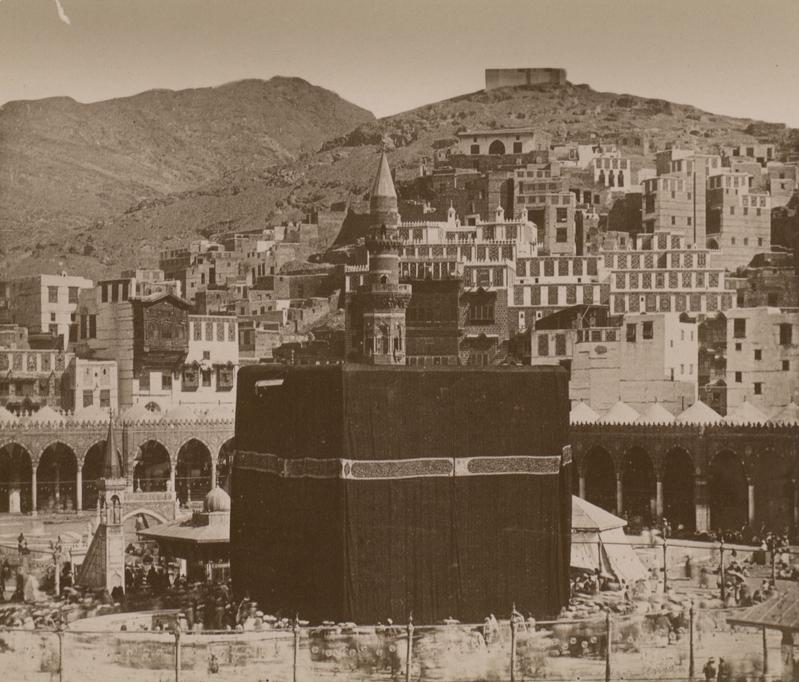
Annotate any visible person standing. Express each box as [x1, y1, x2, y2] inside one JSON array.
[[702, 657, 717, 681]]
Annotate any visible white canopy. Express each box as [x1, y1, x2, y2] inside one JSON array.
[[571, 496, 648, 584]]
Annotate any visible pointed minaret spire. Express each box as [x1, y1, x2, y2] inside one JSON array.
[[369, 151, 400, 229], [103, 412, 123, 479], [371, 151, 397, 200]]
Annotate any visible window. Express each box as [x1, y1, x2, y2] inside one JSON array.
[[556, 207, 568, 223], [734, 371, 742, 383], [161, 372, 172, 390], [513, 142, 522, 154], [733, 319, 746, 338], [470, 144, 480, 155], [50, 312, 56, 322], [754, 382, 762, 395], [139, 372, 150, 390], [48, 286, 59, 303], [68, 287, 79, 304], [538, 335, 549, 357], [49, 324, 58, 336], [730, 206, 735, 215], [101, 285, 109, 303], [671, 216, 676, 225], [642, 321, 653, 339], [626, 323, 636, 343], [99, 389, 110, 408], [556, 227, 568, 243], [89, 314, 97, 339], [83, 390, 93, 407], [754, 349, 761, 361], [202, 370, 212, 387], [735, 343, 742, 351], [779, 323, 792, 345], [203, 350, 211, 360]]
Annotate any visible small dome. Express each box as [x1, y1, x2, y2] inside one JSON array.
[[161, 404, 197, 422], [122, 403, 159, 422], [204, 486, 231, 513]]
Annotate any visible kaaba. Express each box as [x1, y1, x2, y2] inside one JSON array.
[[230, 364, 572, 624]]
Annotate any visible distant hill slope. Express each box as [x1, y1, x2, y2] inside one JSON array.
[[0, 77, 373, 277], [1, 80, 794, 278]]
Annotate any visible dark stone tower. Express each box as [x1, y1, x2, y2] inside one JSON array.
[[347, 152, 411, 364]]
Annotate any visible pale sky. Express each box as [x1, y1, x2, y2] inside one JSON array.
[[1, 0, 798, 125]]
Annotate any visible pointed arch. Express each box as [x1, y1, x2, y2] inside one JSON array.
[[82, 440, 108, 512], [0, 442, 33, 513], [176, 438, 213, 504], [621, 446, 656, 526], [583, 446, 616, 513], [133, 440, 171, 492], [662, 447, 695, 532], [708, 449, 748, 532], [37, 441, 78, 512]]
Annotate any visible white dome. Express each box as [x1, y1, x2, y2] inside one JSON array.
[[599, 401, 639, 425], [0, 405, 18, 422], [204, 486, 231, 513], [770, 401, 799, 426], [569, 401, 600, 424], [27, 405, 64, 423], [636, 402, 675, 425], [161, 404, 198, 422], [725, 400, 769, 426], [675, 401, 723, 425], [122, 403, 159, 422]]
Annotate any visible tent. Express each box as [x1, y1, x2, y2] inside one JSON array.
[[571, 496, 648, 584]]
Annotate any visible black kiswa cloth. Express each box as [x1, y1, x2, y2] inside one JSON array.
[[231, 364, 571, 624]]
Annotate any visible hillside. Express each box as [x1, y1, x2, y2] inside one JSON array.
[[1, 79, 795, 278], [0, 77, 373, 277]]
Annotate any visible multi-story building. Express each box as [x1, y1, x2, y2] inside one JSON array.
[[511, 254, 607, 330], [404, 278, 464, 367], [720, 143, 776, 167], [606, 231, 734, 317], [62, 357, 119, 415], [456, 127, 552, 157], [697, 313, 728, 416], [0, 274, 93, 350], [592, 154, 633, 191], [75, 281, 238, 411], [514, 164, 576, 254], [766, 162, 798, 208], [645, 149, 724, 248], [0, 347, 73, 412], [725, 307, 798, 415], [706, 170, 771, 271], [568, 312, 698, 415]]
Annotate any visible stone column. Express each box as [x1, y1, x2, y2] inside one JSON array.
[[169, 465, 176, 493], [793, 479, 798, 529], [578, 474, 586, 499], [31, 468, 38, 515], [211, 458, 218, 489], [76, 468, 83, 511], [748, 483, 755, 526], [656, 479, 664, 519], [694, 475, 709, 533], [616, 475, 623, 516]]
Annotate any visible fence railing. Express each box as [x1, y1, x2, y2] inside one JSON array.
[[0, 605, 793, 682]]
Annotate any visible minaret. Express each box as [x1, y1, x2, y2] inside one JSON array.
[[77, 415, 127, 592], [354, 152, 411, 364]]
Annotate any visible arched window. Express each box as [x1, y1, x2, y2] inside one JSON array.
[[488, 140, 505, 155]]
